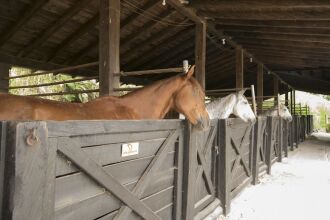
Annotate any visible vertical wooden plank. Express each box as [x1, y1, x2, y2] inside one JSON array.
[[2, 122, 55, 220], [0, 63, 9, 93], [277, 118, 283, 162], [173, 123, 184, 220], [285, 91, 289, 108], [195, 22, 206, 90], [0, 122, 7, 219], [251, 118, 260, 185], [257, 64, 263, 113], [235, 47, 244, 89], [273, 76, 279, 104], [99, 0, 120, 96], [265, 117, 272, 174], [218, 119, 231, 215], [182, 122, 197, 220]]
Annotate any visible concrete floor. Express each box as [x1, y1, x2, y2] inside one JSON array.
[[218, 133, 330, 220]]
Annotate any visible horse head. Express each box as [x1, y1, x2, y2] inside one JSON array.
[[279, 104, 293, 122], [232, 89, 256, 124], [174, 66, 210, 130]]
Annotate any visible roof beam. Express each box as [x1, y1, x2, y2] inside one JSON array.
[[217, 25, 330, 36], [167, 0, 205, 24], [0, 0, 49, 48], [198, 10, 330, 21], [234, 38, 330, 49], [215, 19, 330, 29], [190, 0, 330, 10], [228, 32, 330, 44], [18, 0, 92, 58]]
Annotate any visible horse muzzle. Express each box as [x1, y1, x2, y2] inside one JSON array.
[[196, 115, 210, 131]]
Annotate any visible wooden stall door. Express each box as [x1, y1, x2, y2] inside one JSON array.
[[251, 117, 267, 185], [0, 122, 6, 219], [265, 116, 280, 174], [3, 120, 184, 220], [182, 120, 219, 220], [218, 118, 253, 215]]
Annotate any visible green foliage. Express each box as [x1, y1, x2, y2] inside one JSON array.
[[323, 95, 330, 101], [9, 67, 98, 103], [326, 124, 330, 133]]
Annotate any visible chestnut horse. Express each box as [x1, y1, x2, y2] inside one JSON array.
[[0, 66, 210, 130]]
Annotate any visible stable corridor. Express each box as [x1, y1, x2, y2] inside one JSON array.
[[220, 134, 330, 220]]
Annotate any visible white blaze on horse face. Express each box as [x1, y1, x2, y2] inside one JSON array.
[[232, 92, 256, 123]]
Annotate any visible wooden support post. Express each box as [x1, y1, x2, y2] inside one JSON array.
[[0, 63, 10, 93], [257, 64, 263, 113], [182, 122, 197, 220], [195, 22, 206, 90], [236, 47, 244, 89], [285, 91, 289, 107], [218, 119, 231, 215], [293, 90, 296, 115], [99, 0, 120, 96], [273, 75, 279, 105], [290, 89, 293, 114]]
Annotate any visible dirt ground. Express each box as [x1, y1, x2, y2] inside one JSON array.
[[217, 133, 330, 220]]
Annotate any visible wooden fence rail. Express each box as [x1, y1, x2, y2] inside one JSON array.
[[0, 116, 312, 220]]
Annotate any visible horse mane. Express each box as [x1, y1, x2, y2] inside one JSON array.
[[206, 94, 236, 119]]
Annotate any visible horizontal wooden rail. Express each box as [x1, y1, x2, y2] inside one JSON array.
[[114, 67, 183, 77], [206, 87, 250, 94], [27, 89, 99, 97], [7, 62, 98, 80], [8, 76, 97, 90]]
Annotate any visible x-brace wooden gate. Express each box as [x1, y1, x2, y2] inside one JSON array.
[[3, 121, 184, 220], [251, 117, 268, 185], [218, 118, 253, 215], [265, 116, 280, 174], [182, 120, 218, 220]]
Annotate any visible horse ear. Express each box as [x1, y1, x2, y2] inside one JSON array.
[[238, 88, 247, 96], [186, 65, 195, 79]]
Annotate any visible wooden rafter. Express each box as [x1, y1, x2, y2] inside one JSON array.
[[18, 0, 93, 58], [46, 14, 99, 62], [0, 0, 49, 48]]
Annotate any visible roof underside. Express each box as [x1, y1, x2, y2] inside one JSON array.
[[0, 0, 330, 95]]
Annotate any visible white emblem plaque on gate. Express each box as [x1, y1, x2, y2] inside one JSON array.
[[121, 142, 139, 157]]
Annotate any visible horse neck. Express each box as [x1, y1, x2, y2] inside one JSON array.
[[206, 94, 236, 119], [120, 76, 184, 119]]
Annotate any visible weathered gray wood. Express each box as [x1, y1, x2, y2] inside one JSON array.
[[278, 118, 283, 162], [182, 122, 198, 220], [55, 169, 175, 220], [99, 0, 120, 96], [55, 137, 172, 176], [0, 122, 7, 219], [55, 152, 175, 211], [57, 138, 161, 220], [114, 130, 179, 219], [2, 122, 53, 220], [47, 120, 180, 137], [173, 126, 184, 220], [218, 119, 231, 215]]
